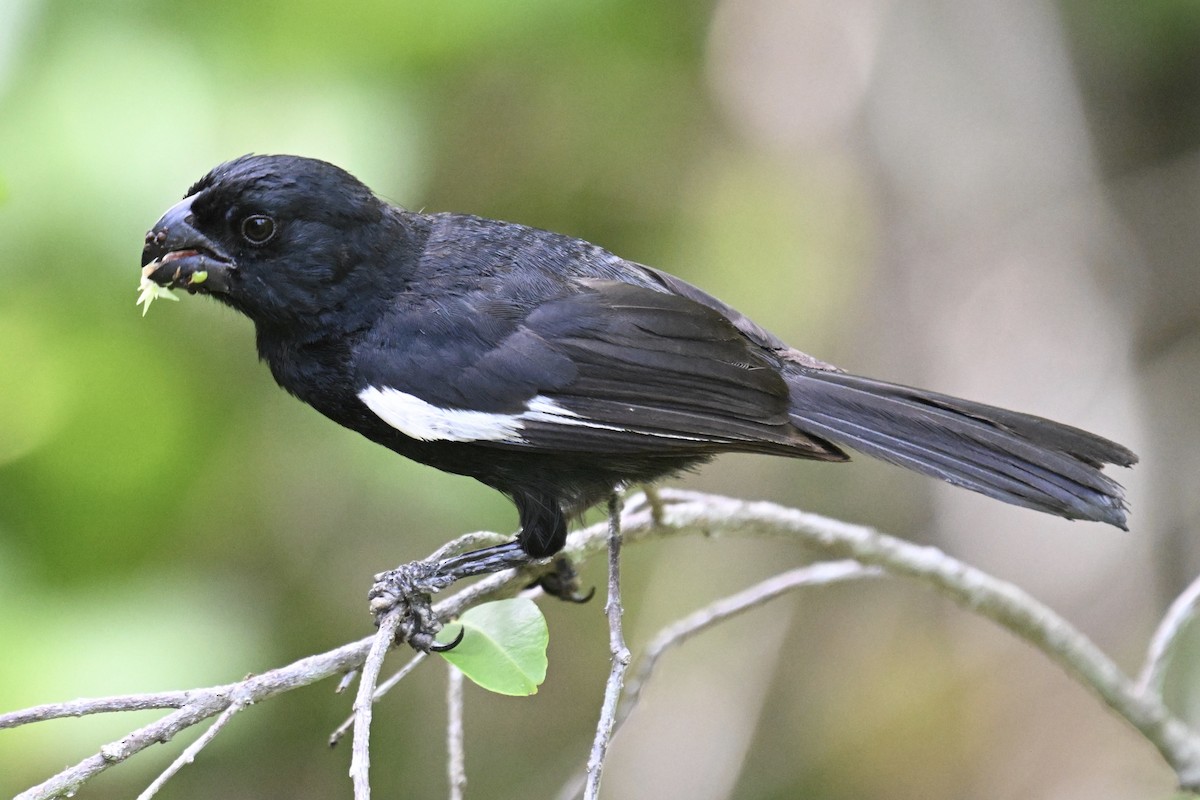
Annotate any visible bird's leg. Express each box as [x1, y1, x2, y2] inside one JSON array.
[[368, 540, 536, 652], [368, 492, 588, 652], [437, 541, 595, 606], [511, 490, 594, 601], [437, 540, 532, 578]]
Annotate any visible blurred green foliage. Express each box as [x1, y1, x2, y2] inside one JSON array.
[[1, 0, 1198, 798]]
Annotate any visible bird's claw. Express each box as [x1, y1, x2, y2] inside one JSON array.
[[558, 585, 596, 604], [429, 625, 465, 652], [534, 557, 595, 604], [369, 561, 458, 652]]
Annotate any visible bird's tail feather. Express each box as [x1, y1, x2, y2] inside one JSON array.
[[786, 369, 1137, 528]]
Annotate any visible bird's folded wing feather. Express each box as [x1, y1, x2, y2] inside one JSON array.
[[355, 279, 843, 458]]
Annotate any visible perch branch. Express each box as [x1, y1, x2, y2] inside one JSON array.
[[648, 489, 1200, 789], [617, 560, 882, 734], [447, 664, 467, 800], [350, 609, 402, 800], [1, 692, 194, 728], [584, 495, 631, 800], [6, 540, 533, 800], [135, 698, 245, 800], [557, 559, 881, 800], [329, 651, 428, 747], [7, 490, 1200, 795]]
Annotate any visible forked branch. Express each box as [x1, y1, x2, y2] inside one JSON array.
[[3, 490, 1199, 798]]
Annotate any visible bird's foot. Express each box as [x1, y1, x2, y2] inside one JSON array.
[[369, 540, 536, 652], [369, 561, 463, 652], [534, 557, 595, 604]]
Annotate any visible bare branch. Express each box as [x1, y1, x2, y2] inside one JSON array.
[[13, 638, 373, 800], [642, 484, 665, 526], [335, 670, 359, 694], [8, 541, 534, 800], [555, 559, 880, 800], [618, 560, 881, 733], [447, 664, 467, 800], [350, 610, 402, 800], [8, 490, 1200, 795], [1, 692, 194, 729], [647, 489, 1200, 789], [1139, 572, 1200, 697], [136, 699, 246, 800], [584, 495, 631, 800], [330, 652, 428, 747]]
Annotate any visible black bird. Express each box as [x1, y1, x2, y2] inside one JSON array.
[[141, 154, 1137, 591]]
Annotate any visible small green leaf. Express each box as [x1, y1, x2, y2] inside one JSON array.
[[436, 598, 548, 696], [190, 270, 208, 285]]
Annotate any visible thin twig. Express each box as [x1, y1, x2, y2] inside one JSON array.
[[135, 698, 246, 800], [335, 670, 359, 694], [0, 692, 194, 729], [1138, 572, 1200, 697], [652, 489, 1200, 788], [12, 638, 374, 800], [11, 554, 535, 800], [584, 494, 631, 800], [350, 610, 402, 800], [555, 560, 880, 800], [642, 485, 665, 526], [447, 664, 466, 800], [618, 560, 880, 733], [330, 652, 428, 747], [8, 491, 1200, 795]]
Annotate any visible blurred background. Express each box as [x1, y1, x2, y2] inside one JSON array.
[[1, 0, 1198, 797]]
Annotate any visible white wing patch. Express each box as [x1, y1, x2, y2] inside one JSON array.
[[358, 386, 527, 442], [357, 386, 702, 444]]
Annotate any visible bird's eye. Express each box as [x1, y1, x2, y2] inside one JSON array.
[[240, 214, 276, 245]]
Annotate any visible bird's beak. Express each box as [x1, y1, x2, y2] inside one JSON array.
[[141, 197, 235, 294]]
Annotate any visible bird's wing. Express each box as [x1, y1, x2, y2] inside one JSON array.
[[634, 265, 841, 371], [354, 278, 844, 459]]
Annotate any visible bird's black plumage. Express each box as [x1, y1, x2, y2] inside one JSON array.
[[141, 154, 1137, 563]]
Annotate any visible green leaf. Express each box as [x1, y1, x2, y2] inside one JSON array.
[[436, 598, 548, 696]]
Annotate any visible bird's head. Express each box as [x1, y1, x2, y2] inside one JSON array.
[[141, 154, 401, 332]]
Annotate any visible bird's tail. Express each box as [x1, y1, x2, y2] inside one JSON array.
[[785, 369, 1137, 528]]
